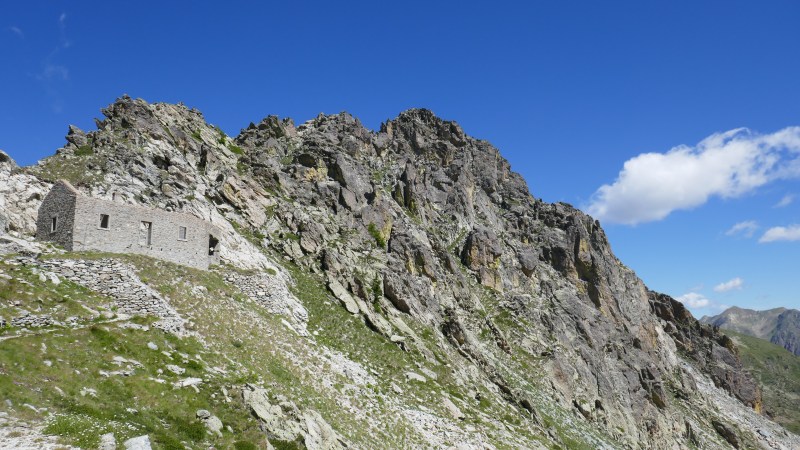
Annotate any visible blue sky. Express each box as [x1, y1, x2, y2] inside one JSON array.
[[2, 1, 799, 316]]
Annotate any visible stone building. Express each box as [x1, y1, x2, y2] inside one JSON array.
[[36, 180, 221, 270]]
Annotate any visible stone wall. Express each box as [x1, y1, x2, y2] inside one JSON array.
[[35, 181, 77, 250], [72, 196, 220, 270], [35, 180, 222, 270], [40, 258, 184, 333]]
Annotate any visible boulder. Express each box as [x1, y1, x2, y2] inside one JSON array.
[[99, 432, 116, 450], [196, 409, 223, 437], [327, 277, 359, 314], [242, 386, 302, 441], [712, 420, 740, 448], [123, 435, 151, 450]]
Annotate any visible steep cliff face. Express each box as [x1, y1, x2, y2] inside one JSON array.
[[702, 306, 800, 357], [3, 96, 796, 448], [649, 292, 762, 411]]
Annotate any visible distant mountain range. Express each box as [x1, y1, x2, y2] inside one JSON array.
[[701, 306, 800, 356]]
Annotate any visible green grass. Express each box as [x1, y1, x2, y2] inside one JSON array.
[[0, 254, 267, 449], [26, 153, 107, 186], [43, 413, 111, 448], [0, 260, 113, 326], [723, 329, 800, 434], [234, 441, 260, 450], [75, 145, 94, 156], [0, 318, 266, 449]]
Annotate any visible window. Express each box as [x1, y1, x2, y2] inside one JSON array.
[[178, 226, 187, 240], [50, 216, 57, 233], [99, 214, 110, 229], [139, 221, 152, 246]]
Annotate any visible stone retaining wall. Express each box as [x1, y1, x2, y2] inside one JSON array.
[[39, 258, 184, 333]]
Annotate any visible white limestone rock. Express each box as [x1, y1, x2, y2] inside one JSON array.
[[123, 435, 151, 450]]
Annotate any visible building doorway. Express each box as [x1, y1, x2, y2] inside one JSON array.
[[140, 221, 152, 246], [208, 235, 219, 256]]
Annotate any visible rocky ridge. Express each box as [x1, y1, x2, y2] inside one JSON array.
[[702, 306, 800, 357], [0, 95, 797, 448]]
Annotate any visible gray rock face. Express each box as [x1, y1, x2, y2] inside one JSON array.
[[0, 150, 50, 235], [702, 306, 800, 356], [3, 96, 794, 448], [649, 292, 763, 411], [241, 385, 345, 449], [712, 419, 741, 448]]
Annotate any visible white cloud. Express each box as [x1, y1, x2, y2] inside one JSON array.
[[33, 13, 72, 113], [676, 292, 710, 308], [774, 193, 794, 208], [586, 127, 800, 225], [713, 277, 743, 293], [676, 292, 732, 314], [37, 64, 69, 81], [759, 225, 800, 243], [9, 26, 23, 38], [725, 220, 758, 238], [58, 12, 71, 48]]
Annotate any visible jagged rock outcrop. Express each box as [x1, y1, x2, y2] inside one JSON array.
[[242, 385, 346, 450], [649, 291, 762, 411], [0, 96, 796, 448], [0, 150, 50, 235]]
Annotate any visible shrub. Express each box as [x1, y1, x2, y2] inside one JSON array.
[[89, 326, 116, 346], [186, 359, 203, 371], [75, 145, 94, 156], [271, 440, 304, 450], [234, 441, 259, 450], [367, 223, 386, 248], [176, 420, 206, 441]]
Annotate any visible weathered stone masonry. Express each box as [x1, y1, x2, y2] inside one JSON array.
[[36, 180, 221, 270]]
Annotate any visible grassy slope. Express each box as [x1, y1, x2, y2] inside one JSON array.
[[0, 258, 267, 449], [723, 329, 800, 434], [0, 252, 537, 449]]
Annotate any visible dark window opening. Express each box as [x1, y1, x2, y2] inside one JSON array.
[[140, 221, 152, 246], [50, 216, 57, 233], [99, 214, 110, 229], [208, 235, 219, 256], [178, 226, 187, 240]]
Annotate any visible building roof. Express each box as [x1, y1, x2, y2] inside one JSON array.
[[56, 179, 80, 195]]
